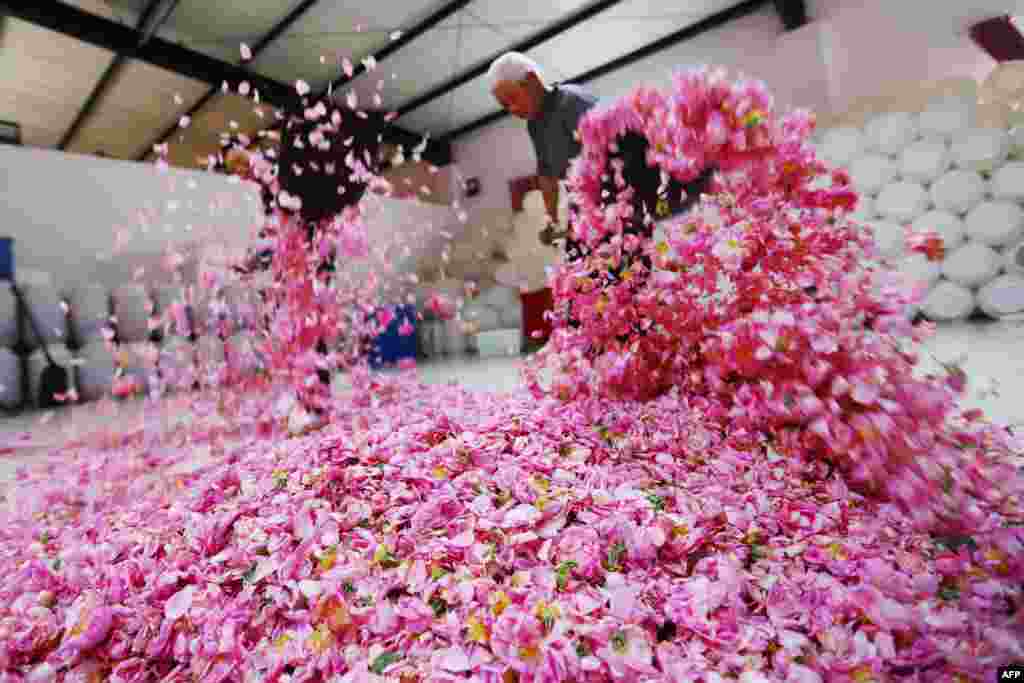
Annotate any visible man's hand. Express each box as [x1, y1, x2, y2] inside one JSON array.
[[539, 219, 569, 247]]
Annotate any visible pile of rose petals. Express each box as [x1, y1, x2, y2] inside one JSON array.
[[540, 67, 1023, 536], [1, 371, 1022, 681]]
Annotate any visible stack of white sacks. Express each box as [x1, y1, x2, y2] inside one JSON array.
[[814, 71, 1024, 321], [0, 286, 20, 408], [21, 272, 76, 408]]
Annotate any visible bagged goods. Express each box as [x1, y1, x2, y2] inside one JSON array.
[[75, 340, 116, 402], [864, 111, 919, 155], [460, 304, 501, 333], [848, 154, 898, 195], [865, 220, 906, 259], [918, 96, 976, 140], [819, 126, 864, 165], [951, 128, 1011, 171], [900, 139, 951, 183], [27, 344, 75, 408], [476, 286, 519, 312], [0, 346, 22, 408], [942, 241, 1002, 288], [976, 274, 1024, 318], [477, 328, 521, 358], [68, 284, 110, 346], [911, 210, 966, 251], [920, 278, 976, 320], [499, 304, 523, 329], [0, 287, 16, 348], [850, 194, 876, 221], [417, 320, 445, 358], [991, 161, 1024, 201], [965, 201, 1024, 247], [1005, 239, 1024, 276], [111, 284, 153, 343], [930, 169, 987, 214], [875, 181, 930, 223], [19, 283, 67, 350], [897, 252, 943, 289]]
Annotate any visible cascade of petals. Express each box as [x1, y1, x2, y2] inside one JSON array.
[[531, 66, 1023, 535]]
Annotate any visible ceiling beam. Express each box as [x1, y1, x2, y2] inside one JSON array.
[[773, 0, 807, 31], [395, 0, 628, 119], [58, 0, 181, 151], [134, 0, 326, 163], [2, 1, 449, 165], [325, 0, 473, 95], [441, 0, 772, 142]]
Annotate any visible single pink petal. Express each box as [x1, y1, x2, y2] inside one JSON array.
[[165, 585, 195, 621]]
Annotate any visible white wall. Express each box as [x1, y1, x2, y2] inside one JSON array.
[[0, 145, 263, 293], [809, 0, 998, 114]]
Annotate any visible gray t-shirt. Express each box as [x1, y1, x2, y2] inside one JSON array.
[[527, 83, 599, 180]]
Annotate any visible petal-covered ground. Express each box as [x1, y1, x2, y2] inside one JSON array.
[[1, 370, 1022, 682]]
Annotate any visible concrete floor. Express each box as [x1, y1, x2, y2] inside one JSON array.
[[1, 318, 1022, 488]]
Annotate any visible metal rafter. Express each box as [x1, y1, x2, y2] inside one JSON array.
[[58, 0, 181, 151], [0, 1, 449, 165], [441, 0, 773, 141], [325, 0, 474, 95], [395, 0, 628, 119]]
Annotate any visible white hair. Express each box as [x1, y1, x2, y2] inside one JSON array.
[[487, 52, 547, 90]]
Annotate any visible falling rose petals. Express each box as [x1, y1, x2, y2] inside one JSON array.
[[385, 111, 398, 122], [390, 30, 403, 40], [372, 93, 383, 108], [346, 91, 358, 110], [178, 115, 191, 128], [240, 42, 252, 61], [295, 79, 311, 96], [239, 81, 251, 96], [341, 58, 354, 78], [361, 55, 377, 71], [221, 81, 229, 93]]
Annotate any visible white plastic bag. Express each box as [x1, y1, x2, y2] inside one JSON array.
[[964, 201, 1024, 247], [920, 279, 976, 320], [930, 170, 986, 214], [941, 241, 1002, 288], [976, 274, 1024, 318]]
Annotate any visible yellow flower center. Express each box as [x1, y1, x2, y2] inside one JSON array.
[[492, 592, 511, 616], [467, 615, 490, 644]]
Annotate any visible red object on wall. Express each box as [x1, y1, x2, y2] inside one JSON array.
[[520, 287, 554, 342], [969, 15, 1024, 62]]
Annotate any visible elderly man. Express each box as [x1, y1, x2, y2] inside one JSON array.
[[487, 53, 714, 258], [488, 52, 716, 343], [487, 52, 597, 249]]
